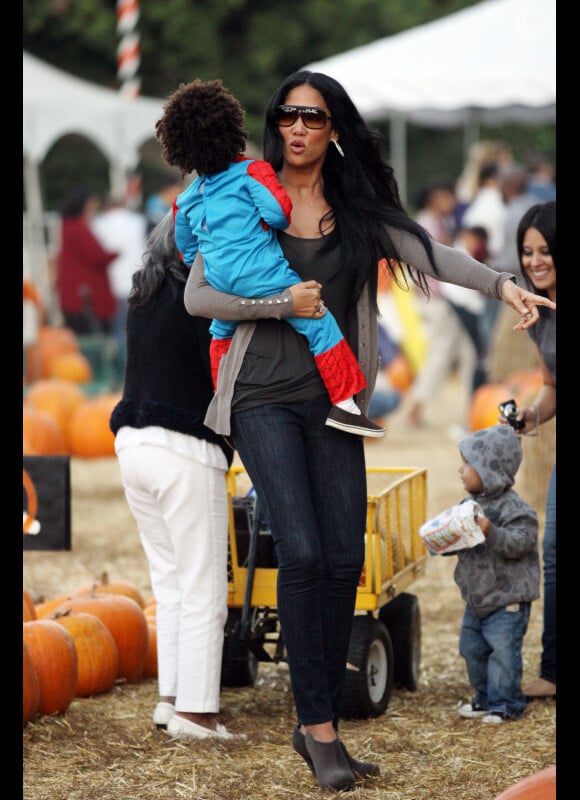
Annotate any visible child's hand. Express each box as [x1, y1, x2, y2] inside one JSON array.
[[475, 514, 491, 537]]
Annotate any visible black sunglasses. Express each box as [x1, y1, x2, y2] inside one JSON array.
[[274, 105, 332, 130]]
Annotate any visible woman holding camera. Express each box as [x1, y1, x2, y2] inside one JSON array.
[[504, 202, 556, 700]]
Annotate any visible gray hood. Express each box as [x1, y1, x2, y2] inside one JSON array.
[[458, 425, 522, 500]]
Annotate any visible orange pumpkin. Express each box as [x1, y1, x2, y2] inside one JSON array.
[[72, 572, 146, 608], [22, 407, 66, 455], [53, 592, 148, 684], [23, 589, 37, 621], [68, 395, 119, 458], [144, 600, 156, 622], [23, 641, 41, 725], [47, 352, 93, 384], [494, 765, 556, 800], [143, 622, 158, 679], [25, 326, 79, 382], [52, 610, 119, 697], [23, 278, 42, 307], [35, 594, 73, 619], [505, 368, 544, 408], [385, 353, 414, 393], [23, 619, 78, 716], [24, 379, 87, 451], [469, 382, 511, 432]]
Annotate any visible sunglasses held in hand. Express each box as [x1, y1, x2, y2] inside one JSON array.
[[274, 105, 332, 129]]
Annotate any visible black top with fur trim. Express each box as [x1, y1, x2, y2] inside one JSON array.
[[109, 272, 234, 466]]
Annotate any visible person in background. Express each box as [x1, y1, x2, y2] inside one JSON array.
[[413, 180, 457, 246], [449, 425, 540, 723], [494, 163, 540, 286], [524, 153, 556, 204], [454, 140, 513, 229], [366, 322, 402, 425], [156, 79, 383, 438], [454, 224, 488, 264], [92, 193, 148, 384], [184, 70, 554, 792], [443, 225, 489, 394], [54, 186, 118, 335], [502, 201, 556, 701], [406, 183, 480, 430], [480, 165, 543, 374], [109, 211, 325, 740], [144, 176, 183, 234], [405, 224, 488, 434], [460, 162, 507, 352]]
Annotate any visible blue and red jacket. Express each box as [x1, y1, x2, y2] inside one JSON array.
[[173, 156, 294, 298]]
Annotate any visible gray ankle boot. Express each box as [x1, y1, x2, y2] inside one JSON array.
[[292, 725, 380, 781], [304, 731, 356, 791]]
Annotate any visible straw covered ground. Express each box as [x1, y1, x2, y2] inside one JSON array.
[[23, 320, 556, 799]]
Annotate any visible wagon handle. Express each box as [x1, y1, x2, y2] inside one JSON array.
[[239, 493, 263, 640]]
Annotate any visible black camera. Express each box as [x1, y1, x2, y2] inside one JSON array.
[[498, 398, 525, 431]]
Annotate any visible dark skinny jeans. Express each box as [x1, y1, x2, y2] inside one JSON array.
[[231, 394, 367, 728]]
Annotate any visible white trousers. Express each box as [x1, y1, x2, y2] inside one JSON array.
[[117, 444, 229, 712]]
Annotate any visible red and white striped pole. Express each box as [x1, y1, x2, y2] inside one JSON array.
[[117, 0, 141, 100]]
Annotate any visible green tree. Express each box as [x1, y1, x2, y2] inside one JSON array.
[[24, 0, 554, 210], [24, 0, 483, 140]]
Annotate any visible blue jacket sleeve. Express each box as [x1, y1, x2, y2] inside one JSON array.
[[246, 160, 292, 231], [173, 197, 199, 267]]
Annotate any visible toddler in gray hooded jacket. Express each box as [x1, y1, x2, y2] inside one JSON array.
[[446, 424, 540, 723]]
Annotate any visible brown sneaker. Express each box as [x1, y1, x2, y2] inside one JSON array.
[[326, 407, 386, 438]]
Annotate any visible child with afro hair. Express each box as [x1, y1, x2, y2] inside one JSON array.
[[155, 79, 384, 438]]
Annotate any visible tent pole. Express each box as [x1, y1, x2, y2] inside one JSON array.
[[389, 115, 407, 208], [110, 160, 128, 200]]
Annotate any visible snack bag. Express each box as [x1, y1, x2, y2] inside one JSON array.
[[419, 500, 485, 555]]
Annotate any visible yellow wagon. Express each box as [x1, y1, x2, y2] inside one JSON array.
[[222, 466, 428, 719]]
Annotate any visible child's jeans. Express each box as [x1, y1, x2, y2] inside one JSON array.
[[459, 602, 531, 719]]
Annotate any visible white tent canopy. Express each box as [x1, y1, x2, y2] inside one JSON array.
[[304, 0, 555, 199], [305, 0, 555, 124], [23, 50, 166, 202], [23, 51, 167, 308]]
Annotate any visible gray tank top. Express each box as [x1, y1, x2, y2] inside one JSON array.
[[232, 231, 357, 411]]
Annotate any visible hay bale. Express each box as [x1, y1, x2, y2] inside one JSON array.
[[517, 417, 556, 512]]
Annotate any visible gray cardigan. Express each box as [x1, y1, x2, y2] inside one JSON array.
[[184, 227, 514, 435]]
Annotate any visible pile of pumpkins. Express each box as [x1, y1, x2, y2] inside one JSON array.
[[23, 574, 157, 726], [23, 326, 120, 458]]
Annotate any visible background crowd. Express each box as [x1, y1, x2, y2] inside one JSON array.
[[23, 68, 555, 792], [40, 141, 554, 410]]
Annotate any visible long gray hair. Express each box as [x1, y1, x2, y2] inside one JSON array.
[[129, 211, 188, 308]]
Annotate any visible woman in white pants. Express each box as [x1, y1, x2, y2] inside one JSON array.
[[109, 212, 323, 739]]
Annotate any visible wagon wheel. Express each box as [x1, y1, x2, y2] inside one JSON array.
[[221, 608, 259, 688], [340, 615, 394, 719], [379, 592, 421, 691]]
